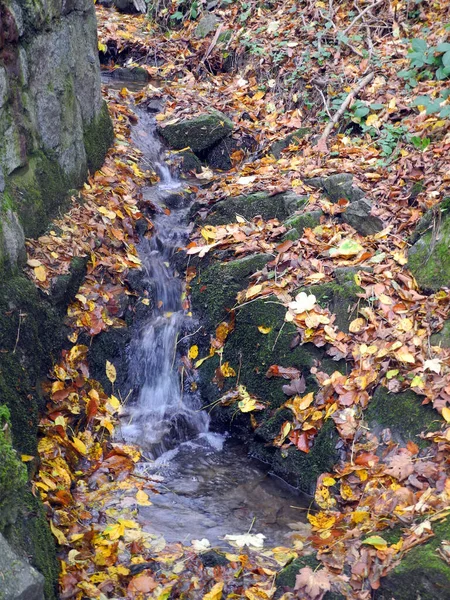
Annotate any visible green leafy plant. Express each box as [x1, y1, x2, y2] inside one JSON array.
[[399, 39, 450, 84], [411, 90, 450, 118]]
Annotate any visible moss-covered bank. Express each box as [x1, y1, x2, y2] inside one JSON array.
[[0, 275, 67, 599]]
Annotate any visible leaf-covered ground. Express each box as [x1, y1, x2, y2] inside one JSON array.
[[24, 1, 450, 598]]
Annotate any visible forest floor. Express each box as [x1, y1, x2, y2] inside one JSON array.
[[24, 1, 450, 599]]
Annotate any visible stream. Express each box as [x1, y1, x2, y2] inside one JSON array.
[[110, 83, 307, 548]]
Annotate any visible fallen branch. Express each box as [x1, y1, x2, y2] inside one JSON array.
[[342, 0, 384, 36], [315, 71, 374, 152]]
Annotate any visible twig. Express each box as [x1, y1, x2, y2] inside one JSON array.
[[197, 24, 224, 73], [315, 85, 332, 119], [315, 71, 374, 150], [342, 0, 384, 36], [13, 312, 25, 354]]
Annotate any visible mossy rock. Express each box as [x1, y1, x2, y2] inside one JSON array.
[[190, 254, 271, 329], [408, 199, 450, 291], [431, 319, 450, 348], [365, 386, 441, 447], [5, 486, 59, 600], [177, 150, 202, 174], [299, 267, 364, 333], [0, 405, 27, 531], [269, 128, 311, 159], [282, 210, 323, 240], [157, 111, 233, 153], [306, 173, 365, 204], [195, 290, 342, 493], [83, 100, 114, 174], [377, 517, 450, 600], [49, 256, 88, 307], [201, 191, 308, 226]]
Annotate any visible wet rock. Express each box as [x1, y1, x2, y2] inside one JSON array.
[[200, 191, 308, 225], [306, 173, 365, 204], [275, 554, 345, 599], [268, 128, 310, 159], [195, 13, 220, 38], [341, 198, 384, 236], [205, 134, 257, 171], [49, 256, 88, 308], [0, 534, 45, 600], [157, 111, 233, 153], [1, 209, 26, 269], [113, 0, 147, 13], [109, 66, 150, 83], [177, 150, 202, 174], [408, 198, 450, 291]]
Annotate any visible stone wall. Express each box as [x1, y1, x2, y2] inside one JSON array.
[[0, 0, 113, 270], [0, 1, 113, 597]]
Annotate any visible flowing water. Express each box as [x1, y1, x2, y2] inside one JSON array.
[[115, 94, 307, 548]]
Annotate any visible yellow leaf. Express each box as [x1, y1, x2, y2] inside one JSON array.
[[442, 406, 450, 423], [258, 325, 272, 334], [307, 511, 336, 530], [98, 206, 116, 220], [221, 362, 236, 377], [98, 41, 107, 52], [246, 284, 263, 299], [142, 298, 150, 305], [50, 521, 67, 545], [106, 360, 117, 384], [136, 489, 152, 506], [34, 265, 47, 282], [188, 345, 199, 360], [109, 395, 121, 411], [362, 535, 388, 550], [366, 113, 380, 127], [203, 581, 224, 600], [349, 317, 366, 333], [394, 346, 416, 364], [21, 454, 35, 462], [351, 510, 369, 524], [72, 437, 87, 455], [322, 476, 336, 487]]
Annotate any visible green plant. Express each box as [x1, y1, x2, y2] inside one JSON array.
[[411, 90, 450, 118], [399, 39, 450, 85]]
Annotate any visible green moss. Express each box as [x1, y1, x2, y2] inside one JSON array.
[[298, 268, 364, 333], [282, 210, 323, 240], [365, 387, 441, 447], [157, 111, 233, 153], [408, 204, 450, 291], [6, 151, 71, 238], [378, 518, 450, 600], [83, 100, 114, 174], [431, 319, 450, 348], [190, 254, 270, 328], [0, 405, 27, 531], [6, 487, 59, 600], [204, 191, 308, 226]]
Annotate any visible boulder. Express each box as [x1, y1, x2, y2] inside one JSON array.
[[306, 173, 365, 204], [194, 13, 220, 38], [199, 191, 308, 225], [341, 198, 384, 236], [408, 199, 450, 291], [205, 134, 256, 171], [376, 517, 450, 600], [365, 387, 440, 447], [177, 150, 202, 174], [268, 128, 311, 159], [157, 111, 233, 153], [0, 534, 45, 600], [191, 257, 344, 493], [282, 210, 323, 240], [431, 319, 450, 348]]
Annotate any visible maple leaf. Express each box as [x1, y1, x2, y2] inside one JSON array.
[[294, 567, 331, 600], [385, 450, 415, 481], [423, 358, 442, 374]]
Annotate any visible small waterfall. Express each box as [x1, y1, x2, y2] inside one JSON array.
[[119, 109, 209, 458]]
